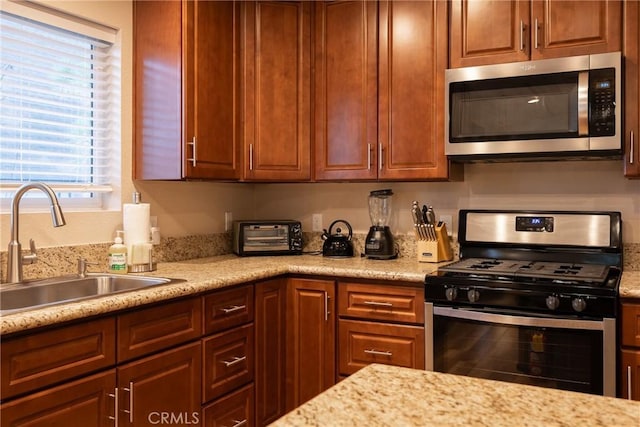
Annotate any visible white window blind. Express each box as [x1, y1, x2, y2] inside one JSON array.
[[0, 3, 120, 209]]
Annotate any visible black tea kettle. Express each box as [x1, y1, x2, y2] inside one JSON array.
[[321, 220, 354, 258]]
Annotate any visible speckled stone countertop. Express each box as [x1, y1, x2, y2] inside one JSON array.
[[0, 254, 439, 335], [2, 253, 639, 335], [270, 364, 640, 427]]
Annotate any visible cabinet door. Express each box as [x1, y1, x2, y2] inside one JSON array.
[[624, 0, 640, 178], [378, 0, 452, 180], [620, 349, 640, 401], [133, 0, 182, 179], [255, 278, 287, 426], [184, 1, 241, 179], [449, 0, 530, 68], [242, 1, 311, 181], [117, 342, 201, 426], [1, 370, 116, 427], [621, 302, 640, 347], [286, 278, 336, 409], [530, 0, 621, 60], [314, 0, 378, 180]]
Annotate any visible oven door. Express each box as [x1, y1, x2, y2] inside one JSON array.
[[425, 303, 616, 396]]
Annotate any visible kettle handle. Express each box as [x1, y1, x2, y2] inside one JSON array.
[[328, 219, 353, 240]]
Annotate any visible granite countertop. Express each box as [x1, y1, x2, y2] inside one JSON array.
[[2, 254, 639, 335], [270, 364, 640, 427]]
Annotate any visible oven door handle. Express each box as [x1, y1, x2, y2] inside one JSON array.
[[433, 306, 608, 331]]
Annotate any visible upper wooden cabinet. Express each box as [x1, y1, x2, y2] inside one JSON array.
[[315, 0, 455, 181], [241, 1, 312, 181], [624, 0, 640, 178], [133, 1, 240, 180], [449, 0, 622, 68]]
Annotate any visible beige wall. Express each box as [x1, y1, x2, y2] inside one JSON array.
[[1, 1, 639, 252]]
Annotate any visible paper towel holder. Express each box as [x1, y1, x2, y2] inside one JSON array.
[[128, 246, 157, 273]]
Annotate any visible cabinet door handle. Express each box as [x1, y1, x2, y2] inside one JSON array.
[[628, 365, 633, 400], [187, 137, 197, 167], [249, 143, 254, 170], [123, 381, 134, 423], [378, 143, 383, 171], [631, 131, 635, 165], [363, 300, 393, 308], [228, 419, 248, 427], [534, 18, 539, 49], [221, 305, 246, 314], [107, 387, 118, 425], [324, 293, 331, 321], [364, 349, 393, 357], [222, 355, 246, 367], [519, 20, 525, 51], [367, 143, 372, 170]]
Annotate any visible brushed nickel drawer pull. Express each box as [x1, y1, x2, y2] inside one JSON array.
[[224, 419, 248, 427], [363, 300, 393, 308], [222, 355, 246, 367], [628, 365, 633, 400], [221, 305, 246, 314], [123, 381, 134, 423], [364, 349, 393, 357], [631, 131, 635, 165], [187, 136, 197, 167], [108, 387, 118, 424]]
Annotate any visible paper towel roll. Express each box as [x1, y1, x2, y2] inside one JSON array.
[[123, 203, 151, 256]]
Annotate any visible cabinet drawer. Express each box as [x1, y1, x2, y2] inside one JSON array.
[[1, 370, 116, 426], [202, 383, 254, 427], [117, 297, 202, 362], [1, 317, 116, 400], [203, 323, 254, 403], [338, 282, 424, 324], [338, 319, 424, 375], [622, 303, 640, 347], [203, 285, 254, 334]]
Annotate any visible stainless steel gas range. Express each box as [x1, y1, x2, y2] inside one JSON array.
[[425, 210, 622, 397]]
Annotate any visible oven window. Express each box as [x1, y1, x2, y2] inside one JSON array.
[[449, 72, 579, 142], [433, 315, 603, 395]]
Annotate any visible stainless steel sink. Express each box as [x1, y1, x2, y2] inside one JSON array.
[[0, 274, 180, 314]]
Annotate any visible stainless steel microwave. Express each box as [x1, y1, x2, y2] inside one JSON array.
[[445, 52, 622, 161]]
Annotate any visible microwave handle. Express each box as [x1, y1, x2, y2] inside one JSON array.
[[578, 71, 589, 136]]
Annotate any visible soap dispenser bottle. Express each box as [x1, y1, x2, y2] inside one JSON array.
[[108, 230, 128, 274]]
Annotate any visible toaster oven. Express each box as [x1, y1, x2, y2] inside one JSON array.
[[233, 220, 303, 256]]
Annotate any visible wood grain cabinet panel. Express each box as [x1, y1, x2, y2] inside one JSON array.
[[620, 349, 640, 401], [620, 301, 640, 400], [202, 383, 254, 427], [1, 317, 115, 400], [624, 0, 640, 178], [203, 285, 254, 335], [338, 319, 425, 375], [338, 282, 424, 324], [117, 297, 202, 363], [621, 302, 640, 347], [0, 370, 116, 427], [202, 323, 254, 403]]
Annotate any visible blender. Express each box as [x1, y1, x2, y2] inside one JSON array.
[[365, 189, 397, 259]]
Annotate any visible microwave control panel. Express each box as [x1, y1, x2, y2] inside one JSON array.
[[589, 68, 615, 136]]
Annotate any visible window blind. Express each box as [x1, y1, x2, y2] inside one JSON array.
[[0, 6, 120, 203]]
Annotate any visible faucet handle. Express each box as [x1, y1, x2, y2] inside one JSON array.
[[22, 239, 38, 266], [77, 258, 100, 277]]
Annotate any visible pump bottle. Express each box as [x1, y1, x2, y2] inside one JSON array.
[[108, 231, 128, 274]]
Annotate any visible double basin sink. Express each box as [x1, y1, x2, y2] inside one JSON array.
[[0, 274, 180, 315]]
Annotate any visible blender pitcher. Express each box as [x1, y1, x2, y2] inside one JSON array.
[[365, 189, 397, 259]]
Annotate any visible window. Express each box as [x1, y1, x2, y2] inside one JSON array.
[[0, 2, 120, 211]]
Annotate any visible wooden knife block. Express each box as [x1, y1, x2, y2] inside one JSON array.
[[417, 223, 453, 263]]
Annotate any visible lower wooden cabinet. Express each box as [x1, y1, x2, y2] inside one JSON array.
[[202, 383, 254, 427], [1, 370, 116, 427], [286, 277, 336, 409], [620, 300, 640, 400], [117, 342, 201, 426]]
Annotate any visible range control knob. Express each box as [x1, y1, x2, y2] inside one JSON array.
[[467, 289, 480, 303], [445, 287, 457, 301], [572, 297, 587, 313], [545, 295, 560, 310]]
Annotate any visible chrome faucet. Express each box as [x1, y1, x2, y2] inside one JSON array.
[[6, 182, 66, 284]]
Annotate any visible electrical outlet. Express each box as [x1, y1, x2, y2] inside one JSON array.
[[439, 215, 453, 235], [224, 212, 233, 232], [312, 213, 323, 232]]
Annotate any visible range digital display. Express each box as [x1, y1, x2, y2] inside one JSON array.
[[516, 216, 554, 232]]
